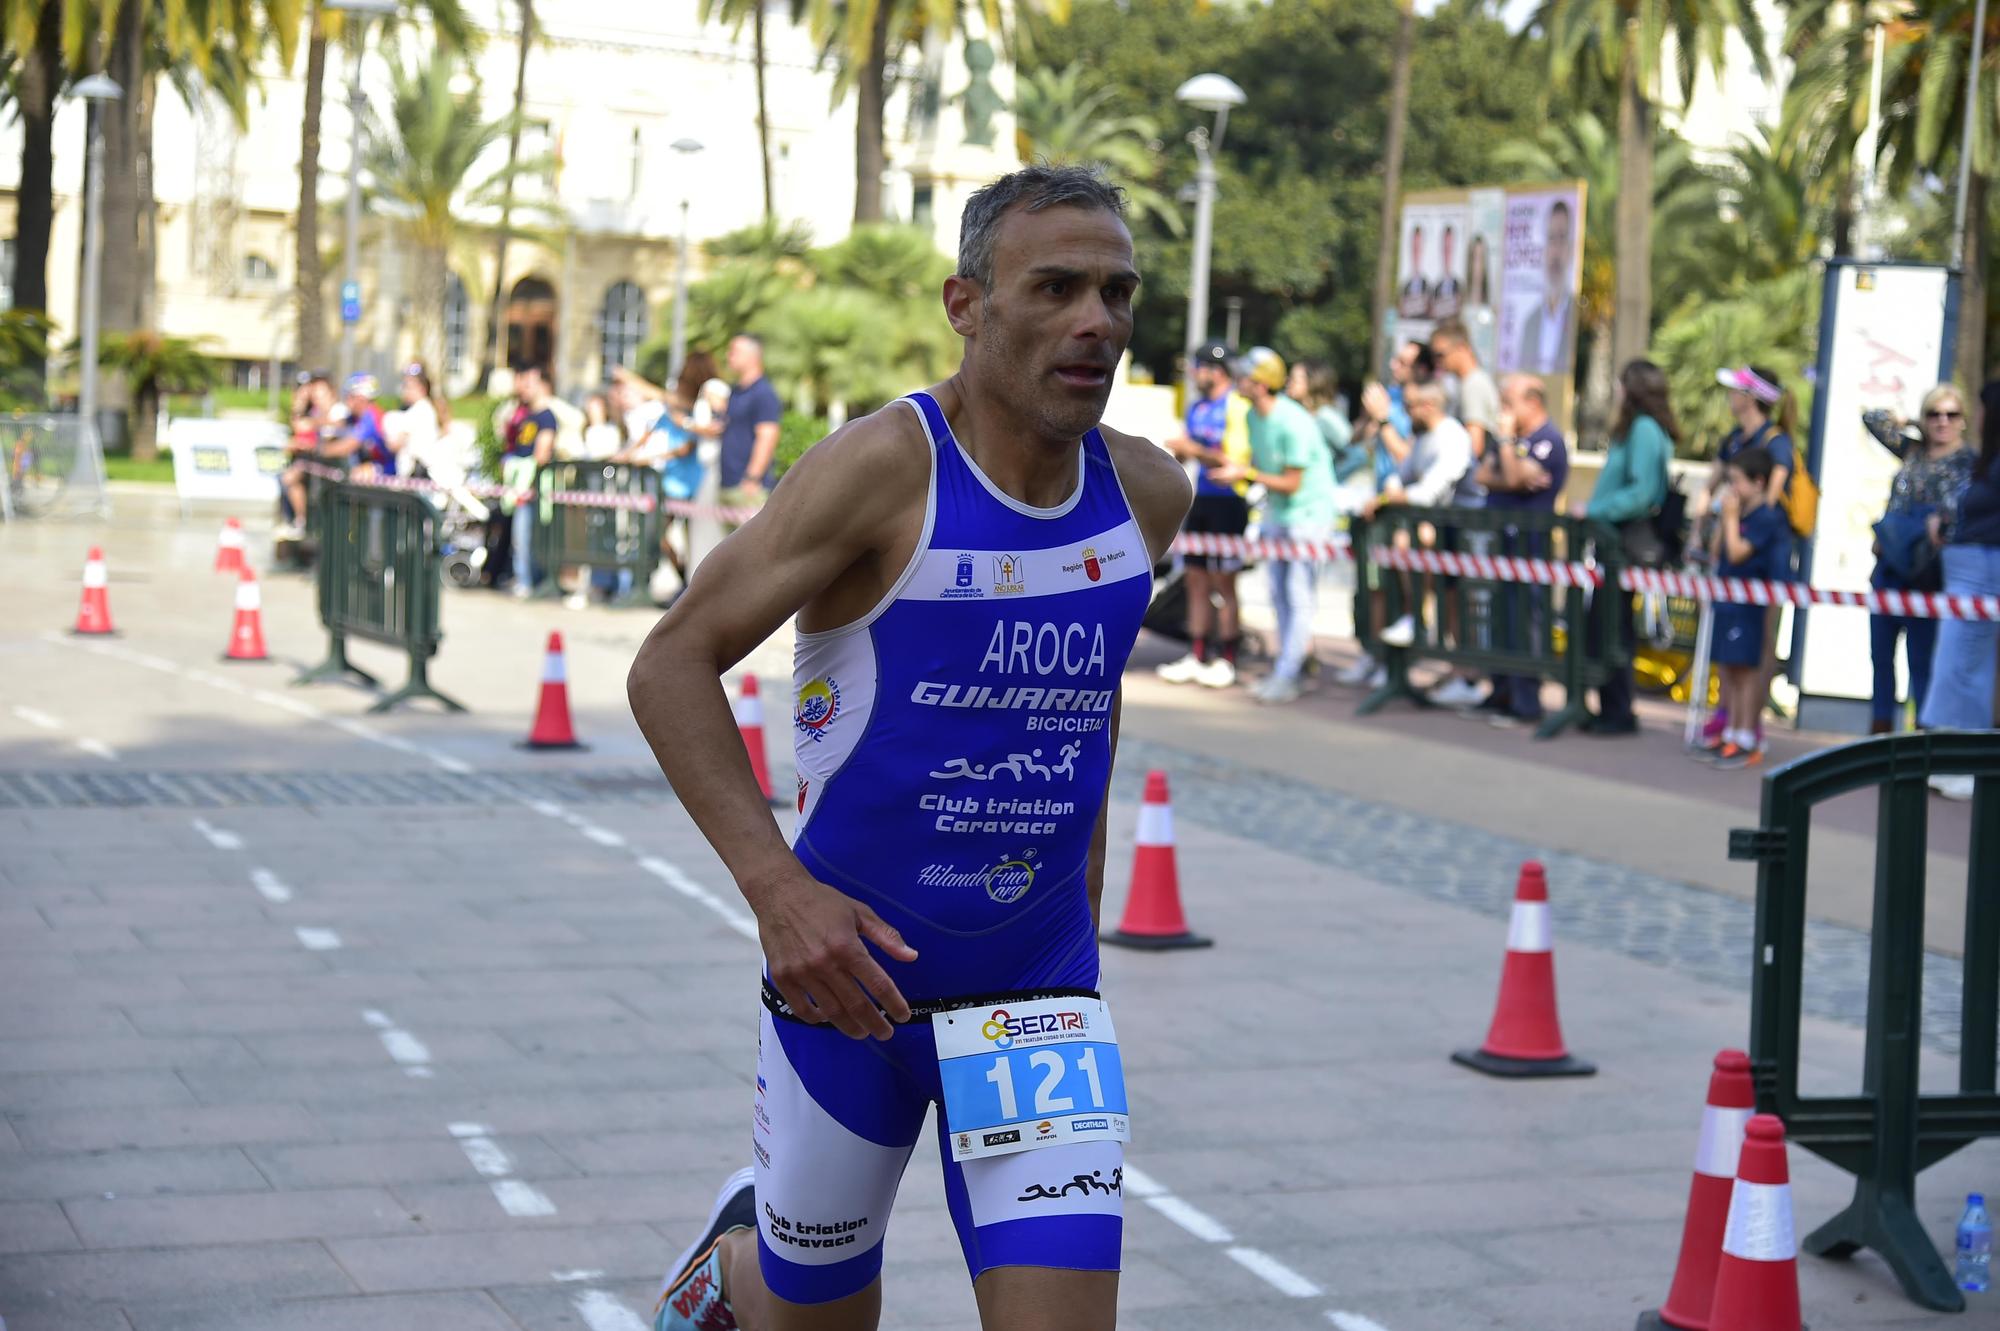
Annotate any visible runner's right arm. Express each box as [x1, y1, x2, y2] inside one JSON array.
[[628, 410, 929, 1041]]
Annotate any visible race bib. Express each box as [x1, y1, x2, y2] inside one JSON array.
[[935, 995, 1129, 1162]]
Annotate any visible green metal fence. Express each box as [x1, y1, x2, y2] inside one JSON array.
[[1730, 733, 2000, 1311], [531, 462, 660, 606], [296, 477, 465, 713], [1350, 506, 1628, 739]]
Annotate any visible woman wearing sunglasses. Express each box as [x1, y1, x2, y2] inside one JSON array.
[[1921, 379, 2000, 799], [1869, 383, 1975, 733]]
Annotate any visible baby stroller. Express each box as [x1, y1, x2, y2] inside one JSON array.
[[406, 422, 492, 588]]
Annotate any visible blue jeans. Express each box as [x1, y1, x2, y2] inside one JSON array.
[[511, 499, 539, 590], [1264, 525, 1323, 682], [1920, 543, 2000, 730], [1868, 613, 1938, 725]]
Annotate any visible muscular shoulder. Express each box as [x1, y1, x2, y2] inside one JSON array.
[[773, 399, 931, 536], [1099, 425, 1192, 560]]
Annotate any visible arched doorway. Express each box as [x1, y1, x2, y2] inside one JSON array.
[[505, 276, 557, 372]]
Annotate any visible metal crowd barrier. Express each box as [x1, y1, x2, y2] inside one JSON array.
[[296, 476, 465, 713], [1350, 506, 1627, 738], [532, 462, 661, 606], [1731, 733, 2000, 1311]]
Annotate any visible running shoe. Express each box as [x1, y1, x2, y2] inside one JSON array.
[[1929, 774, 1975, 802], [1334, 654, 1380, 687], [1155, 653, 1204, 685], [1711, 743, 1764, 772], [1366, 666, 1388, 689], [1379, 615, 1417, 648], [656, 1166, 755, 1331], [1688, 738, 1728, 764], [1194, 658, 1236, 689], [1254, 676, 1303, 705], [1429, 677, 1486, 708]]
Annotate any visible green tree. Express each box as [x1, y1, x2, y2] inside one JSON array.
[[92, 330, 218, 460], [1651, 269, 1818, 454], [1528, 0, 1772, 368], [1012, 62, 1181, 234], [361, 49, 552, 379]]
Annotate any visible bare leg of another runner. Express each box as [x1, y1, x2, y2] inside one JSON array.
[[974, 1268, 1118, 1331], [1183, 566, 1214, 653], [1212, 569, 1240, 652]]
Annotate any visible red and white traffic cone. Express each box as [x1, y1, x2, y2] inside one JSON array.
[[222, 566, 269, 661], [214, 518, 247, 574], [735, 675, 778, 804], [1103, 771, 1212, 950], [520, 631, 584, 749], [73, 547, 115, 635], [1706, 1115, 1802, 1331], [1451, 861, 1594, 1077], [1638, 1050, 1758, 1330]]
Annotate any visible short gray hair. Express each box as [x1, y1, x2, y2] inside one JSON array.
[[1405, 382, 1446, 408], [957, 164, 1128, 289]]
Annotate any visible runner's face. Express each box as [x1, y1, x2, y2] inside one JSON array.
[[968, 204, 1138, 441]]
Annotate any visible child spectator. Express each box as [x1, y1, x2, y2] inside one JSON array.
[[1701, 446, 1791, 770]]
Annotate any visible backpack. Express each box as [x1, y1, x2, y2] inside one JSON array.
[[1781, 464, 1819, 539]]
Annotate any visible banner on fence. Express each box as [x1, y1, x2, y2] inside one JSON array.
[[167, 418, 289, 506]]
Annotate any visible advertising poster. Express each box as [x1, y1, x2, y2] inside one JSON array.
[[1497, 186, 1583, 380], [1462, 188, 1506, 371], [1794, 262, 1957, 718], [1392, 194, 1469, 352]]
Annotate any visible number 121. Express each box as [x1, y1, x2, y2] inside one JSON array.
[[985, 1047, 1104, 1119]]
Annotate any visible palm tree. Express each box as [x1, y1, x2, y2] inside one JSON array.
[[1528, 0, 1772, 367], [361, 48, 549, 377], [700, 0, 806, 221], [294, 0, 473, 376], [92, 331, 218, 460], [0, 0, 71, 395], [1493, 110, 1708, 433], [473, 0, 532, 392], [1369, 0, 1416, 381], [1012, 63, 1181, 235], [1785, 0, 1997, 394]]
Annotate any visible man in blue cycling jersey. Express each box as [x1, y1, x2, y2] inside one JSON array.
[[629, 164, 1190, 1331]]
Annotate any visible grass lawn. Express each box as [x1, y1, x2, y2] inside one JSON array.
[[104, 456, 178, 484]]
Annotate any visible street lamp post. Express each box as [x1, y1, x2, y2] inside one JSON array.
[[667, 137, 706, 383], [328, 0, 396, 383], [72, 73, 123, 514], [1175, 74, 1245, 398]]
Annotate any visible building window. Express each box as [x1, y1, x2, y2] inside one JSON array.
[[597, 280, 647, 380], [443, 273, 470, 379], [242, 253, 278, 285]]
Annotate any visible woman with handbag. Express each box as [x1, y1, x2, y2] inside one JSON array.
[[1581, 359, 1679, 734], [1868, 383, 1973, 733], [1920, 379, 2000, 799]]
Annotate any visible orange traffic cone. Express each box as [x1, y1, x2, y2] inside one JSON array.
[[1103, 771, 1212, 950], [222, 566, 269, 661], [214, 518, 247, 574], [1706, 1115, 1802, 1331], [520, 631, 584, 749], [1638, 1050, 1758, 1330], [73, 547, 115, 635], [1451, 861, 1594, 1077], [735, 675, 778, 804]]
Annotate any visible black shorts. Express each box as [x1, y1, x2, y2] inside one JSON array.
[[1182, 491, 1250, 571]]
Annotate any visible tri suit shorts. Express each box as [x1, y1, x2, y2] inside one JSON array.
[[1181, 490, 1250, 573]]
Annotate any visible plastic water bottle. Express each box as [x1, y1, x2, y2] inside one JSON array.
[[1958, 1192, 1992, 1293]]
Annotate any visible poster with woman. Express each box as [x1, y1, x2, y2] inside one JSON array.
[[1498, 187, 1583, 378], [1462, 189, 1505, 370]]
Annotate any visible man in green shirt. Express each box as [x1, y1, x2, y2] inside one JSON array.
[[1208, 346, 1337, 703]]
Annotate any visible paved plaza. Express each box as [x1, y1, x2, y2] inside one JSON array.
[[1, 492, 1993, 1330]]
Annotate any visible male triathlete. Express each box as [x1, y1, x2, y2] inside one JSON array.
[[628, 164, 1191, 1331]]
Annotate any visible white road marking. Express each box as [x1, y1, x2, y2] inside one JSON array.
[[11, 705, 60, 730], [361, 1009, 392, 1029], [253, 689, 323, 720], [526, 800, 564, 818], [552, 1269, 606, 1283], [578, 824, 625, 848], [491, 1178, 558, 1216], [449, 1123, 560, 1218], [380, 1029, 431, 1067], [635, 856, 758, 941], [250, 868, 293, 904], [572, 1289, 648, 1331], [1118, 1164, 1167, 1198], [429, 752, 474, 775], [1227, 1247, 1321, 1298], [1146, 1194, 1233, 1244], [294, 926, 342, 951], [190, 819, 245, 851], [457, 1135, 515, 1178], [74, 738, 118, 761], [404, 1066, 435, 1079], [1327, 1313, 1394, 1331]]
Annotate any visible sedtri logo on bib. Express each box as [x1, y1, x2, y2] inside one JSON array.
[[935, 995, 1129, 1162]]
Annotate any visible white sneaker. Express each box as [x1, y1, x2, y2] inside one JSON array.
[[1155, 653, 1203, 684], [1379, 615, 1417, 648], [1255, 676, 1302, 705], [1430, 677, 1487, 708], [1929, 774, 1975, 802], [1195, 658, 1236, 689], [1334, 654, 1379, 687], [1367, 666, 1388, 689]]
